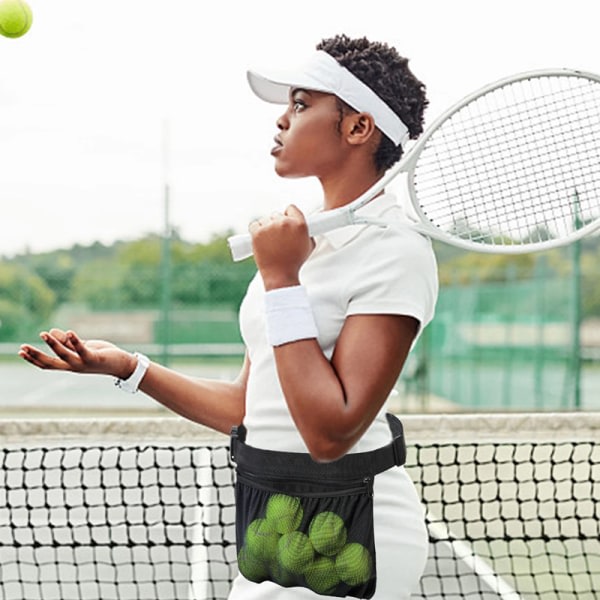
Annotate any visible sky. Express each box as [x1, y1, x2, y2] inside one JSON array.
[[0, 0, 599, 257]]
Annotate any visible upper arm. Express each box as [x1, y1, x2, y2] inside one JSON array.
[[235, 352, 251, 390], [329, 312, 419, 442]]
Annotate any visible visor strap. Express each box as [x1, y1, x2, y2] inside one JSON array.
[[314, 51, 409, 147]]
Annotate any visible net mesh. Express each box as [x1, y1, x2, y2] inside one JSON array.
[[0, 415, 598, 600], [413, 72, 600, 247]]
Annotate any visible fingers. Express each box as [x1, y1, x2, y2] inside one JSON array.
[[42, 331, 86, 368], [48, 328, 68, 342], [18, 341, 70, 371], [48, 327, 80, 351], [18, 344, 49, 369], [248, 206, 305, 233], [248, 211, 285, 233], [65, 330, 87, 355], [284, 204, 305, 220]]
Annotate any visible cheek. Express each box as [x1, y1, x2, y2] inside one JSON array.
[[293, 121, 340, 161]]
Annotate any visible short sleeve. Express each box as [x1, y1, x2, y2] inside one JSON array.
[[345, 224, 439, 329]]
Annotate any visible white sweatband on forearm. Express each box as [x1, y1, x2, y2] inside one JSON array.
[[264, 285, 318, 347]]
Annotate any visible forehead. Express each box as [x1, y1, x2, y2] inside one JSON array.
[[289, 87, 337, 102]]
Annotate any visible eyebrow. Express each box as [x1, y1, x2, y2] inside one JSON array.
[[290, 87, 314, 97]]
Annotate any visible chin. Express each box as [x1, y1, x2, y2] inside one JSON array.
[[274, 164, 305, 179]]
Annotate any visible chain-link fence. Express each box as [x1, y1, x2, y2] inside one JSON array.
[[1, 239, 598, 411]]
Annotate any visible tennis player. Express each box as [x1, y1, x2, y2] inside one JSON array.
[[20, 34, 438, 599]]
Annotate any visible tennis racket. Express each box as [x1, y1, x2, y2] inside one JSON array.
[[228, 68, 600, 261]]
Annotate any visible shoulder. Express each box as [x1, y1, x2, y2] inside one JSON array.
[[351, 220, 438, 280], [343, 224, 439, 326]]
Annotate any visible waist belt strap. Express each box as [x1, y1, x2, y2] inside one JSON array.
[[230, 413, 406, 480]]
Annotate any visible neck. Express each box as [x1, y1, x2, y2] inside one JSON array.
[[320, 165, 383, 211]]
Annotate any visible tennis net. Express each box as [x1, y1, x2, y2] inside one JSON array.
[[0, 413, 598, 600]]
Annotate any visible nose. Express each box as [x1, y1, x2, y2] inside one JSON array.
[[276, 109, 289, 131]]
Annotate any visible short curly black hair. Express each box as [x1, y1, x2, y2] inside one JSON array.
[[316, 34, 428, 172]]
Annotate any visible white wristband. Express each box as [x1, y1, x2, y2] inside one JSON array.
[[264, 285, 318, 347], [114, 352, 150, 393]]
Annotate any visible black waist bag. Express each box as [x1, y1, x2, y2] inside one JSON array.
[[229, 413, 406, 599]]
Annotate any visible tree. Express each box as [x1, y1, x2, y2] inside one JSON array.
[[0, 262, 56, 340]]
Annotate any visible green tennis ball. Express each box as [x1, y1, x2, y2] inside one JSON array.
[[245, 518, 280, 563], [265, 494, 303, 534], [277, 531, 314, 575], [308, 511, 347, 556], [335, 543, 373, 586], [269, 560, 297, 587], [0, 0, 32, 38], [304, 556, 340, 595], [237, 545, 270, 583]]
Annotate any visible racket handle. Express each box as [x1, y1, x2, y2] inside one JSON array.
[[228, 233, 254, 262], [227, 208, 353, 262]]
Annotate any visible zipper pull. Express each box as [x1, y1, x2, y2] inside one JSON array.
[[364, 476, 374, 497]]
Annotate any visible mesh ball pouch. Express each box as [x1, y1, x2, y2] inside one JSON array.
[[229, 413, 406, 598]]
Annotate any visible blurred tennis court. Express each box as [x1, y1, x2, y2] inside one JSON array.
[[1, 357, 600, 417], [0, 358, 243, 417]]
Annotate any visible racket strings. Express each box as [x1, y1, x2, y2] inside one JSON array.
[[420, 95, 597, 209], [413, 74, 600, 246], [421, 89, 599, 240], [435, 79, 600, 141]]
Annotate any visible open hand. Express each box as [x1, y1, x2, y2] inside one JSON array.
[[19, 328, 136, 379]]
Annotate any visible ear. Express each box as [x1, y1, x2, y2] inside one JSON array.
[[344, 112, 378, 146]]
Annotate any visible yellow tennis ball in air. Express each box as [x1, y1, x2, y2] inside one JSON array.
[[335, 543, 373, 586], [265, 494, 303, 534], [0, 0, 33, 38], [308, 511, 347, 556]]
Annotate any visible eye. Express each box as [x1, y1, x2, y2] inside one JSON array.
[[290, 90, 309, 112], [292, 98, 307, 112]]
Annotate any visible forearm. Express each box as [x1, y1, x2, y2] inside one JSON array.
[[19, 330, 247, 435], [273, 341, 367, 460], [138, 361, 246, 435], [272, 314, 418, 462]]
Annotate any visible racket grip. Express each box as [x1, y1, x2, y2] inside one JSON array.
[[227, 208, 352, 261], [227, 233, 253, 262], [306, 208, 353, 236]]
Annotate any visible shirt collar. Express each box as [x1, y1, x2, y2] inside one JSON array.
[[316, 193, 401, 250]]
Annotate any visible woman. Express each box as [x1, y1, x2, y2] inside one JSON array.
[[20, 34, 438, 599]]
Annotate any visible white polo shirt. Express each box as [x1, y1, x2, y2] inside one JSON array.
[[238, 193, 438, 453]]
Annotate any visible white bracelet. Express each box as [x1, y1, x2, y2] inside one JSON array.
[[114, 352, 150, 393], [264, 285, 318, 347]]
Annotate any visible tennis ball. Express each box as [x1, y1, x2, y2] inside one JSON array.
[[0, 0, 33, 38], [265, 494, 303, 534], [335, 543, 373, 586], [237, 545, 270, 583], [277, 531, 315, 575], [304, 555, 340, 595], [308, 511, 347, 556], [244, 518, 280, 563], [269, 560, 297, 587]]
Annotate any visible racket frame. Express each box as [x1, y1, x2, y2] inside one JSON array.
[[228, 68, 600, 261]]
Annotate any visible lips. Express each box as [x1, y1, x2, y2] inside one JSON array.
[[271, 136, 283, 155]]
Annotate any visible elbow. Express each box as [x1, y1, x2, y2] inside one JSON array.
[[305, 437, 352, 464], [302, 417, 363, 463]]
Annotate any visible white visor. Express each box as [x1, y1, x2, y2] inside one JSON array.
[[247, 50, 410, 147]]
